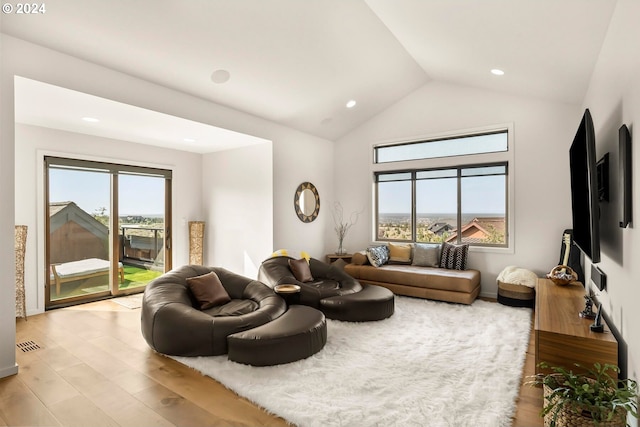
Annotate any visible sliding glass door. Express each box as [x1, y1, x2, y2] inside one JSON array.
[[45, 157, 172, 308], [47, 165, 112, 303], [118, 173, 168, 294]]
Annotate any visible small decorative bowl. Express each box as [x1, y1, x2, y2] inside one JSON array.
[[274, 284, 301, 294], [546, 265, 578, 286]]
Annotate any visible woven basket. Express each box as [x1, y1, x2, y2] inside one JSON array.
[[543, 384, 627, 427], [546, 265, 578, 286]]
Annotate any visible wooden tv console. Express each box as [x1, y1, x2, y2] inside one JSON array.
[[534, 278, 618, 377]]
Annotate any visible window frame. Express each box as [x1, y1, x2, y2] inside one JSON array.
[[371, 124, 515, 253], [44, 156, 173, 308], [374, 130, 508, 164]]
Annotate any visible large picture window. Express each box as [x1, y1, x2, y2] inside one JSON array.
[[375, 164, 508, 247], [373, 126, 512, 249]]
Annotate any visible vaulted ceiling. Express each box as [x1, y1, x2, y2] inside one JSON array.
[[2, 0, 618, 146]]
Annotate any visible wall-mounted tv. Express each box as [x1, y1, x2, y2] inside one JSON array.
[[569, 108, 601, 263]]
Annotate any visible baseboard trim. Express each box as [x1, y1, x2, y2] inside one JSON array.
[[0, 363, 19, 379], [479, 291, 497, 301]]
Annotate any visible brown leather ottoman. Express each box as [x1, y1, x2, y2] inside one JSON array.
[[226, 305, 327, 366], [320, 284, 394, 321]]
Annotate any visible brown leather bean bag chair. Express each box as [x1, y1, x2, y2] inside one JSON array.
[[258, 256, 362, 308], [141, 265, 286, 357]]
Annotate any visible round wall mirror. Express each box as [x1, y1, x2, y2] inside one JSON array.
[[294, 182, 320, 222]]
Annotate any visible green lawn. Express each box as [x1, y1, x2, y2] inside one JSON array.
[[120, 265, 162, 289]]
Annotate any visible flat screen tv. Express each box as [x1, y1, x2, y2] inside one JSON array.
[[569, 108, 601, 263]]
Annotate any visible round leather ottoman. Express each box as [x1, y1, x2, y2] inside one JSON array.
[[226, 305, 327, 366], [320, 284, 395, 321], [497, 280, 535, 308]]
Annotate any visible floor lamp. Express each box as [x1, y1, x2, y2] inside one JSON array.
[[15, 225, 27, 319], [189, 221, 205, 265]]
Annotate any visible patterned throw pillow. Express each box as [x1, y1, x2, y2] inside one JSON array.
[[412, 243, 441, 267], [439, 242, 469, 270], [366, 245, 390, 267]]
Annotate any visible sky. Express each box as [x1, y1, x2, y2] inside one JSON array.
[[378, 175, 506, 214], [49, 169, 165, 216]]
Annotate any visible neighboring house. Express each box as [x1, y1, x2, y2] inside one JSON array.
[[428, 222, 454, 236], [446, 217, 506, 244], [49, 201, 108, 264]]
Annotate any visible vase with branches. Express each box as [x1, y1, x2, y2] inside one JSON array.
[[332, 202, 361, 255]]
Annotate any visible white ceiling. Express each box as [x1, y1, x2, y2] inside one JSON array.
[[2, 0, 618, 148], [14, 77, 269, 154]]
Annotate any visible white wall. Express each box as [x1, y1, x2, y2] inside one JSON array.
[[580, 0, 640, 414], [0, 34, 334, 378], [202, 143, 273, 278], [202, 127, 335, 277], [0, 33, 19, 379], [14, 124, 203, 315], [335, 80, 581, 299], [272, 132, 334, 259]]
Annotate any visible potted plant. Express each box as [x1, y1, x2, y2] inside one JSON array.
[[527, 362, 638, 427]]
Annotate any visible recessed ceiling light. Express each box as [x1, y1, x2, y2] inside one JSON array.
[[346, 100, 357, 108], [183, 138, 196, 143], [491, 69, 505, 76], [211, 69, 231, 84], [82, 117, 100, 122]]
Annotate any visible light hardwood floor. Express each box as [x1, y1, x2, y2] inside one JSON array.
[[1, 299, 542, 427]]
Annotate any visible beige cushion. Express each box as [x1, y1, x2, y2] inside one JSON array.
[[388, 242, 412, 263], [186, 271, 231, 310], [344, 264, 480, 294], [289, 258, 314, 282]]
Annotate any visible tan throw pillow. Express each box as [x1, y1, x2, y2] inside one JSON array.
[[388, 242, 412, 263], [289, 258, 314, 282], [186, 271, 231, 310]]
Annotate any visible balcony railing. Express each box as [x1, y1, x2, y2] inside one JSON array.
[[120, 225, 164, 265]]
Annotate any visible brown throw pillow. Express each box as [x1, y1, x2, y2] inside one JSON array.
[[186, 271, 231, 310], [288, 258, 314, 282]]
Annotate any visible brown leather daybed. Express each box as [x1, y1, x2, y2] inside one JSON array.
[[344, 244, 481, 305]]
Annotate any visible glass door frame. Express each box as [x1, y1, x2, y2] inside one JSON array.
[[44, 156, 172, 309]]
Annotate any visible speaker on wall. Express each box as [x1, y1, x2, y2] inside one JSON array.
[[619, 125, 632, 228], [591, 264, 606, 291]]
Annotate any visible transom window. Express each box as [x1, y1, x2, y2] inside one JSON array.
[[374, 130, 508, 163]]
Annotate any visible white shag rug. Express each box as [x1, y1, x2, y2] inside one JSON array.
[[171, 296, 532, 427]]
